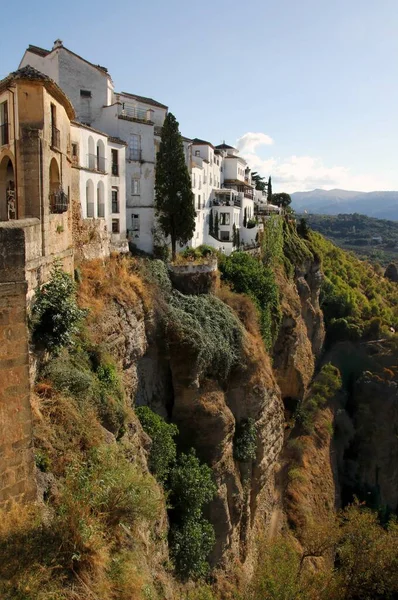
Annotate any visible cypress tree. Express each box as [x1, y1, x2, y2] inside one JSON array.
[[214, 212, 219, 239], [243, 207, 247, 228], [267, 176, 273, 201], [209, 208, 214, 236], [155, 113, 195, 259]]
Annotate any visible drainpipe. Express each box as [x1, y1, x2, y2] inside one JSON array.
[[39, 137, 45, 257], [7, 86, 18, 219]]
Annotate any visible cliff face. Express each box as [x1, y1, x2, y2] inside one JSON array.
[[81, 254, 326, 579], [273, 258, 325, 404]]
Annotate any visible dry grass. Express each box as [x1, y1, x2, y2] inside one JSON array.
[[78, 255, 152, 320], [217, 284, 261, 337]]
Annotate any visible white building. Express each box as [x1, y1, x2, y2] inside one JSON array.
[[19, 40, 168, 254], [70, 122, 127, 247]]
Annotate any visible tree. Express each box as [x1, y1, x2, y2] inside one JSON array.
[[271, 192, 291, 209], [155, 112, 195, 259], [214, 212, 219, 239], [267, 176, 273, 200], [243, 207, 247, 228], [209, 208, 214, 237], [252, 171, 266, 192]]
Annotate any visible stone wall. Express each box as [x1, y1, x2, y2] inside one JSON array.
[[0, 226, 36, 507]]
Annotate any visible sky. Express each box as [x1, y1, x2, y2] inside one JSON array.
[[1, 0, 397, 193]]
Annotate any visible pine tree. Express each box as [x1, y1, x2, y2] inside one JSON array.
[[209, 208, 214, 236], [214, 212, 219, 239], [267, 176, 273, 201], [155, 113, 195, 259]]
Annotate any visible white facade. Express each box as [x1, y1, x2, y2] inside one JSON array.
[[70, 122, 127, 245], [19, 40, 167, 254], [19, 41, 272, 257]]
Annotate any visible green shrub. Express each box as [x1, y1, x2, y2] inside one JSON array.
[[169, 450, 217, 579], [296, 363, 341, 433], [233, 418, 257, 462], [144, 259, 172, 295], [31, 263, 87, 354], [170, 517, 215, 580], [168, 291, 243, 380], [219, 252, 281, 350], [136, 406, 178, 482]]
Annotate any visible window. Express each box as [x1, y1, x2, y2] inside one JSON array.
[[195, 150, 200, 156], [111, 149, 119, 176], [220, 212, 230, 225], [210, 174, 212, 185], [131, 214, 140, 231], [71, 143, 78, 157], [220, 231, 230, 241], [192, 173, 196, 187], [112, 188, 119, 213], [198, 176, 201, 190], [131, 178, 140, 195], [80, 90, 92, 98], [129, 134, 141, 160], [112, 219, 120, 233], [197, 195, 201, 210], [51, 104, 59, 148], [0, 101, 9, 145]]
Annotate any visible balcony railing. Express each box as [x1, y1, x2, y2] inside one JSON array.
[[87, 154, 107, 172], [119, 105, 153, 123], [50, 188, 69, 214], [112, 201, 119, 214], [128, 149, 142, 161], [51, 127, 60, 149], [112, 163, 119, 176], [0, 123, 9, 146]]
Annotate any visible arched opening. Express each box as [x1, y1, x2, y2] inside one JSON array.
[[97, 181, 105, 218], [86, 179, 94, 218], [0, 155, 16, 221], [96, 139, 106, 172], [88, 136, 95, 170], [49, 157, 67, 213]]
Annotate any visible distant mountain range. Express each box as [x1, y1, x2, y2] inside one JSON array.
[[291, 189, 398, 220]]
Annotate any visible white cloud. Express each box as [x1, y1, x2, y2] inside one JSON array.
[[235, 132, 274, 154], [235, 133, 393, 193]]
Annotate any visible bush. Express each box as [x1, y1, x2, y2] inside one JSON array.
[[233, 418, 257, 462], [296, 364, 342, 433], [31, 263, 87, 353], [170, 517, 215, 580], [169, 450, 217, 579], [136, 406, 178, 482], [219, 252, 281, 350], [168, 291, 243, 381]]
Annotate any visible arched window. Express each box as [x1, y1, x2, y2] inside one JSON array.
[[96, 139, 106, 172], [0, 155, 15, 221], [97, 181, 105, 218], [88, 136, 95, 170], [49, 158, 67, 213], [86, 179, 94, 218]]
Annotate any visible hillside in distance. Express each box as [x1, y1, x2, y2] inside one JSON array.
[[291, 189, 398, 220], [303, 213, 398, 266]]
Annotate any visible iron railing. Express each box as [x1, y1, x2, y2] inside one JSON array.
[[50, 188, 69, 214], [121, 105, 151, 122], [128, 149, 142, 161], [51, 127, 60, 149], [112, 163, 119, 176], [87, 154, 107, 172], [0, 123, 9, 146]]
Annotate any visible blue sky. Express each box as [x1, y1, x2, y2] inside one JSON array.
[[1, 0, 397, 192]]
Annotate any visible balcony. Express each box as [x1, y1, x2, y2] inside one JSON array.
[[49, 188, 69, 214], [112, 201, 119, 214], [118, 104, 153, 124], [87, 154, 107, 172], [128, 149, 142, 162], [51, 127, 60, 149], [111, 163, 119, 176], [0, 123, 9, 146]]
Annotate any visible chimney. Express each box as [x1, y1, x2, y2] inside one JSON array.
[[53, 39, 63, 50]]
